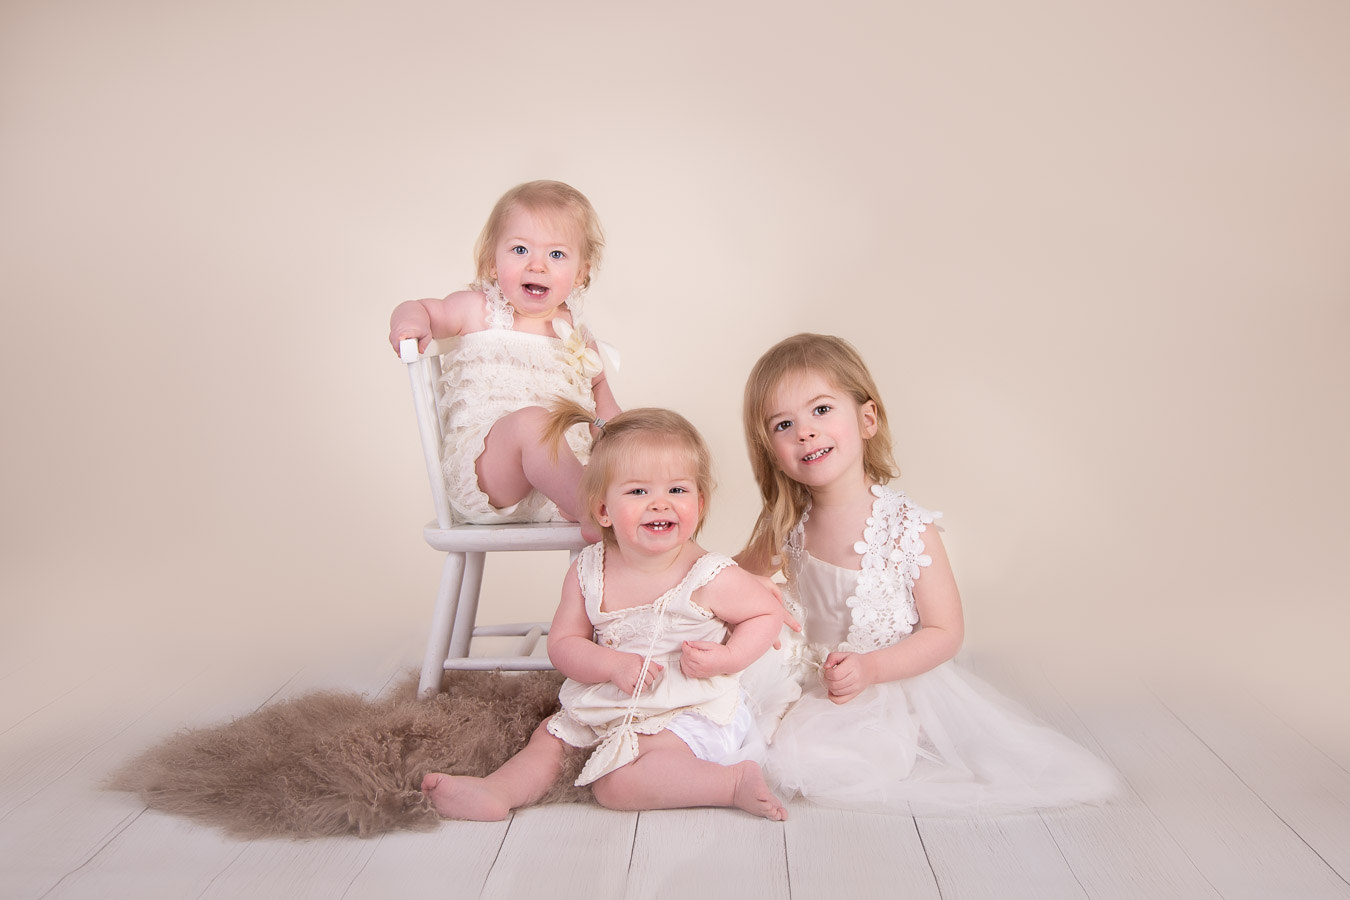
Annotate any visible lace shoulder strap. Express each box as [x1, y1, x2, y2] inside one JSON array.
[[781, 504, 810, 580], [843, 485, 941, 653], [479, 281, 515, 330], [574, 543, 606, 624], [856, 485, 940, 592], [681, 551, 735, 594]]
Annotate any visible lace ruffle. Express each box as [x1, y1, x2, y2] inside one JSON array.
[[785, 485, 940, 654]]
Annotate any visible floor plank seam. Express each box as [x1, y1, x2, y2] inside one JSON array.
[[482, 812, 517, 894], [252, 666, 306, 713], [339, 831, 385, 899], [1037, 809, 1089, 898], [35, 804, 146, 899], [911, 818, 945, 900], [1255, 694, 1350, 778], [1150, 687, 1350, 889], [0, 673, 96, 738], [7, 672, 197, 817], [1041, 670, 1228, 898], [624, 809, 641, 890], [194, 841, 249, 899]]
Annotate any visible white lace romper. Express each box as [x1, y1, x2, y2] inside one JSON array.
[[547, 544, 752, 786], [434, 284, 599, 524], [765, 483, 1119, 815]]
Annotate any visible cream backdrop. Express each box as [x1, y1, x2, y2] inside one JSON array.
[[3, 2, 1347, 748]]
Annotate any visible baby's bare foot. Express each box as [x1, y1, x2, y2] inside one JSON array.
[[421, 772, 511, 821], [731, 762, 787, 821]]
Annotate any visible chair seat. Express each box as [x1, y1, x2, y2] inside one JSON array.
[[423, 520, 589, 553]]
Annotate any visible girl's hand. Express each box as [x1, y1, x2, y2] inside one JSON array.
[[680, 640, 732, 679], [823, 651, 873, 704], [610, 653, 663, 696]]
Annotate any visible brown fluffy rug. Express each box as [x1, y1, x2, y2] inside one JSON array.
[[108, 670, 592, 839]]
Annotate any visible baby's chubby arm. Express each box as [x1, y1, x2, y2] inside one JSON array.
[[387, 290, 481, 354], [546, 562, 662, 696], [680, 566, 785, 679]]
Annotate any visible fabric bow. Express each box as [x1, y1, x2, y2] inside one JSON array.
[[552, 319, 604, 380]]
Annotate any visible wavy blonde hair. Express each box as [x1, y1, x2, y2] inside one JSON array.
[[473, 181, 605, 289], [739, 334, 899, 573], [545, 403, 714, 545]]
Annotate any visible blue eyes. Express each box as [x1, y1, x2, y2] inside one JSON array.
[[508, 246, 567, 259], [626, 487, 689, 495]]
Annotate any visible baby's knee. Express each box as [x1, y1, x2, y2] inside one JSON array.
[[590, 769, 638, 810]]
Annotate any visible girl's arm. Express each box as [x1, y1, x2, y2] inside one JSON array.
[[590, 370, 621, 422], [387, 290, 478, 354], [680, 566, 784, 679], [823, 528, 964, 703], [586, 338, 621, 423], [547, 563, 663, 695]]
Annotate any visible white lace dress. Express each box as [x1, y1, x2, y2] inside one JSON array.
[[547, 544, 750, 786], [766, 484, 1118, 815], [435, 284, 600, 524]]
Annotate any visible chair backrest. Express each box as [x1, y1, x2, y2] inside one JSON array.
[[400, 338, 454, 529]]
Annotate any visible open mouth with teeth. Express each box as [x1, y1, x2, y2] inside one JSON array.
[[522, 283, 549, 297], [642, 521, 676, 532], [802, 448, 832, 462]]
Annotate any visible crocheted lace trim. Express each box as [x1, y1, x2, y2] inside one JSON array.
[[785, 484, 939, 654]]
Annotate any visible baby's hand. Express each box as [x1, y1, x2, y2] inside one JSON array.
[[388, 302, 433, 355], [680, 640, 732, 679], [823, 651, 872, 704], [610, 653, 663, 696]]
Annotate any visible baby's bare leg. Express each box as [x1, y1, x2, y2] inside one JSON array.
[[590, 731, 787, 821], [421, 721, 567, 821], [476, 407, 592, 533]]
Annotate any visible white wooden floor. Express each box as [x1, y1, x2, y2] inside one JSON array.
[[3, 628, 1348, 900]]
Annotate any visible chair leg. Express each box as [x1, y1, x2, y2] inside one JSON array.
[[448, 551, 486, 659], [418, 551, 467, 699]]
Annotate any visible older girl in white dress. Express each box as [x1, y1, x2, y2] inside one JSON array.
[[739, 334, 1118, 815]]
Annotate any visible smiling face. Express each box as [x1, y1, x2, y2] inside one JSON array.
[[595, 443, 704, 558], [765, 369, 878, 495], [490, 205, 589, 319]]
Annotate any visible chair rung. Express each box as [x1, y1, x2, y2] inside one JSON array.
[[472, 622, 551, 637], [443, 657, 557, 671]]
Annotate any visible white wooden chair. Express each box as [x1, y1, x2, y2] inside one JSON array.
[[400, 338, 587, 698]]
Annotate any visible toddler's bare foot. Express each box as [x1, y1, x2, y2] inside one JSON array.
[[731, 761, 787, 821], [421, 772, 511, 821]]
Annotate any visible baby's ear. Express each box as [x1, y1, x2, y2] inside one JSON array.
[[860, 400, 879, 439], [596, 502, 611, 527]]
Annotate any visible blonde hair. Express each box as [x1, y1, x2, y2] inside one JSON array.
[[473, 181, 605, 289], [545, 403, 714, 544], [740, 333, 899, 573]]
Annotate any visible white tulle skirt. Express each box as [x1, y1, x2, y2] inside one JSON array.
[[765, 661, 1118, 816]]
